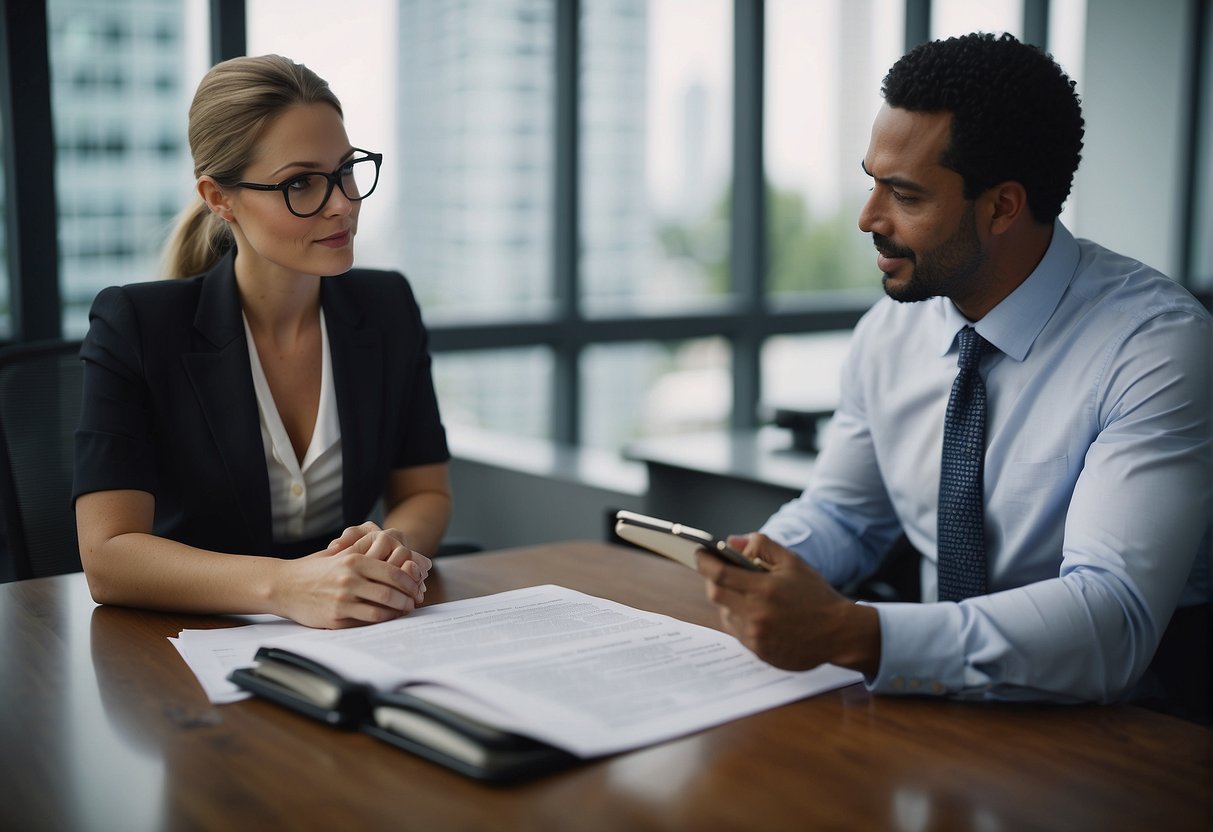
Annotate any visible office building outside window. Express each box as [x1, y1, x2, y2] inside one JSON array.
[[250, 0, 558, 440], [394, 0, 559, 439], [581, 0, 733, 317], [577, 0, 734, 448], [395, 0, 555, 322], [764, 0, 901, 300], [397, 0, 557, 438], [757, 0, 900, 419], [47, 0, 204, 337], [433, 347, 554, 441], [249, 0, 741, 448], [246, 0, 399, 270], [582, 338, 730, 451]]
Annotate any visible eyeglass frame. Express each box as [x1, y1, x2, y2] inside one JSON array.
[[229, 149, 383, 218]]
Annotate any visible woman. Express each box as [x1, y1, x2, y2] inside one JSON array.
[[73, 55, 451, 629]]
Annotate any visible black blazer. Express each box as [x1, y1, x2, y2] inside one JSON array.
[[73, 252, 450, 558]]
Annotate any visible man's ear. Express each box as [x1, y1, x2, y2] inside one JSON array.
[[981, 180, 1029, 236], [196, 176, 234, 222]]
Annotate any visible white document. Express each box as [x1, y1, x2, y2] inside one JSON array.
[[172, 616, 312, 703], [255, 584, 863, 757]]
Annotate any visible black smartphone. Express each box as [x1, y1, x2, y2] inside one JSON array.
[[614, 510, 767, 572]]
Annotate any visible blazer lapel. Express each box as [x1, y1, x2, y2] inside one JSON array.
[[183, 254, 273, 547], [322, 277, 382, 523]]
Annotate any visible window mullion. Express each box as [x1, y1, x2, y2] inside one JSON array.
[[210, 0, 247, 63], [731, 0, 764, 430], [0, 0, 61, 341], [905, 0, 930, 51], [1023, 0, 1049, 48], [553, 0, 580, 444]]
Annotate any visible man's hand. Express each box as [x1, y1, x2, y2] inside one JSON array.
[[695, 532, 882, 677]]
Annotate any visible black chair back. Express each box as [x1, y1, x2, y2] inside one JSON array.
[[0, 340, 84, 581]]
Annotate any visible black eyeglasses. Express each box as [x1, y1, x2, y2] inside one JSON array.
[[233, 149, 383, 218]]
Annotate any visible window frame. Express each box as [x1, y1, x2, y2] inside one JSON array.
[[2, 0, 1209, 445]]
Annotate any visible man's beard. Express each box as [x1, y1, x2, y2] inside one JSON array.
[[876, 205, 985, 304]]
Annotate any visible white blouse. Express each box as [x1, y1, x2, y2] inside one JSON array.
[[243, 309, 343, 543]]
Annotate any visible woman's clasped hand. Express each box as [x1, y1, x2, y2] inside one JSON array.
[[276, 522, 433, 629]]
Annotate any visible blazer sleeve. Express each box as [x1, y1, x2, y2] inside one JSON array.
[[391, 274, 450, 469], [73, 286, 159, 501]]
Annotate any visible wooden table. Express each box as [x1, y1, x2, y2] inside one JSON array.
[[1, 542, 1209, 831]]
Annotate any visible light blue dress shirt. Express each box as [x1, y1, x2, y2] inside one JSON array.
[[761, 222, 1211, 702]]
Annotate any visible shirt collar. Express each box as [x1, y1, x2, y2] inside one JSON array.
[[936, 220, 1081, 360]]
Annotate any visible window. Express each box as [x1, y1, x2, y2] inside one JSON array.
[[247, 0, 406, 281], [47, 0, 207, 336], [582, 338, 730, 450], [758, 1, 902, 418], [761, 330, 851, 416], [249, 0, 557, 441], [393, 0, 555, 321], [580, 0, 732, 317], [256, 0, 559, 324], [433, 348, 553, 440], [6, 1, 1207, 447], [930, 0, 1023, 39], [575, 0, 739, 448], [764, 0, 903, 300]]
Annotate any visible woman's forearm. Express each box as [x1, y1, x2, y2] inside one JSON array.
[[382, 489, 452, 556]]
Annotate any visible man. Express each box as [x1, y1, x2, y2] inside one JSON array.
[[696, 33, 1210, 711]]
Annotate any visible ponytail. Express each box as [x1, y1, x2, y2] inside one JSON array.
[[162, 198, 233, 278]]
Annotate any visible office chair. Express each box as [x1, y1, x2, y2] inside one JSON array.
[[842, 533, 922, 603], [0, 339, 85, 582]]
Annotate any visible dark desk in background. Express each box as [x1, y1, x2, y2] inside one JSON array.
[[625, 428, 814, 534], [1, 542, 1209, 830]]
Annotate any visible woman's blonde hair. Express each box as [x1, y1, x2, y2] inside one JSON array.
[[162, 55, 343, 278]]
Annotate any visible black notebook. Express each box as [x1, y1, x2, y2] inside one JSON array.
[[225, 585, 860, 785], [230, 647, 577, 782]]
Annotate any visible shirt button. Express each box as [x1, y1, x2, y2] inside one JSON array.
[[908, 678, 921, 690], [291, 483, 303, 497], [891, 676, 905, 690], [931, 681, 945, 694]]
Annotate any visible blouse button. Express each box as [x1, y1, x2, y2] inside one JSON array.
[[291, 483, 303, 497]]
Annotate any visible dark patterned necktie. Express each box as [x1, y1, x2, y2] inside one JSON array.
[[937, 326, 992, 602]]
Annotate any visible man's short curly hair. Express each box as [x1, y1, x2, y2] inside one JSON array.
[[882, 32, 1084, 223]]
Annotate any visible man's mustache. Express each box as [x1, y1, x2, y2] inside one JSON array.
[[873, 234, 914, 261]]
